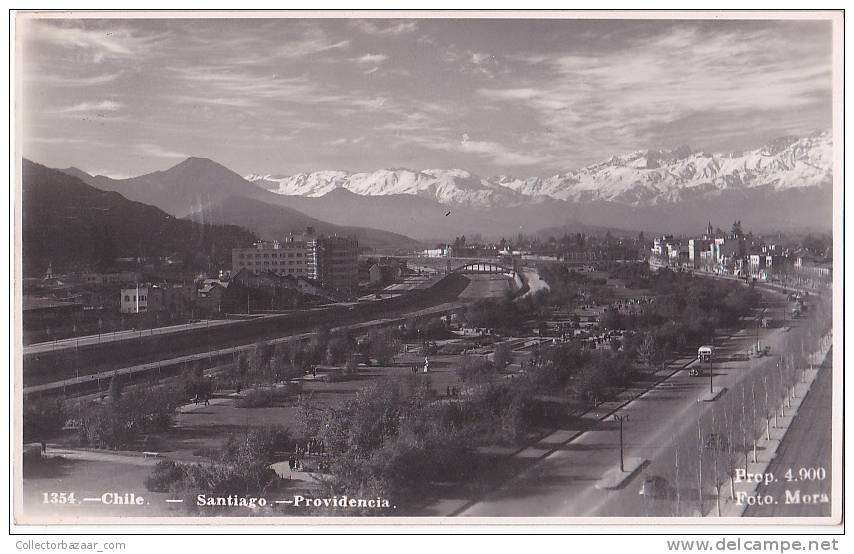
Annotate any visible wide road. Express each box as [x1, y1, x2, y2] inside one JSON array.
[[743, 350, 832, 517], [24, 300, 465, 396], [24, 317, 241, 355], [460, 290, 829, 518]]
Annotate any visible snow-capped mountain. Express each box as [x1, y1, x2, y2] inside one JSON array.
[[247, 168, 532, 208], [247, 131, 831, 209]]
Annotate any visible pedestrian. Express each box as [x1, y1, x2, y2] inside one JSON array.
[[40, 440, 46, 455], [446, 386, 451, 397]]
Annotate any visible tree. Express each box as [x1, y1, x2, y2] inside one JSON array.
[[637, 333, 657, 369], [236, 351, 250, 380], [492, 342, 512, 371], [456, 355, 495, 383], [23, 398, 66, 443], [368, 328, 401, 366], [78, 385, 182, 449], [109, 375, 124, 402], [249, 340, 273, 385]]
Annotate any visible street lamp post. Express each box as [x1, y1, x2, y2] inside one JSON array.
[[708, 333, 714, 395], [613, 413, 629, 472], [709, 353, 714, 394]]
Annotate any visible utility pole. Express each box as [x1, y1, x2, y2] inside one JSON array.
[[709, 352, 714, 394], [709, 333, 714, 394], [613, 413, 629, 472]]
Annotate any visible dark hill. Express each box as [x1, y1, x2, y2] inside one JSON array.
[[188, 195, 422, 251], [62, 157, 263, 218], [22, 159, 257, 276]]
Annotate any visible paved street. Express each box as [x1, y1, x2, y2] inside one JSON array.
[[460, 291, 824, 517], [24, 318, 240, 355]]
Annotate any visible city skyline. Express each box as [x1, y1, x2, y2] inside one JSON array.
[[20, 16, 833, 179]]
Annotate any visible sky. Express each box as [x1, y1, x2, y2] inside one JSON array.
[[18, 16, 834, 179]]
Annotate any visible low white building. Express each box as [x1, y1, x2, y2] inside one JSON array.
[[120, 284, 155, 313], [422, 247, 451, 258]]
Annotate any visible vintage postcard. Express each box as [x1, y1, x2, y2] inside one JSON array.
[[10, 9, 844, 534]]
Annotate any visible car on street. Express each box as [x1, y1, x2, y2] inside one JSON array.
[[639, 475, 670, 498], [689, 367, 704, 377]]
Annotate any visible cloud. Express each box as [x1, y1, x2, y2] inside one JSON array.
[[327, 136, 365, 146], [137, 142, 187, 160], [25, 136, 89, 145], [442, 47, 501, 78], [88, 168, 133, 179], [25, 20, 164, 63], [417, 133, 552, 167], [56, 100, 123, 113], [270, 26, 350, 59], [351, 20, 418, 36], [353, 53, 389, 65], [21, 18, 833, 176], [25, 72, 121, 86], [352, 53, 389, 75], [475, 24, 832, 163]]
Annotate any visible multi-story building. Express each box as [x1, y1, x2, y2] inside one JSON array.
[[651, 235, 673, 258], [318, 235, 359, 293], [688, 238, 712, 269], [231, 232, 319, 280], [231, 227, 358, 293]]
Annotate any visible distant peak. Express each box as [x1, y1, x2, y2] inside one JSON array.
[[164, 156, 245, 178], [175, 156, 217, 167]]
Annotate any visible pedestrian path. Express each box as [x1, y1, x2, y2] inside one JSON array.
[[41, 447, 161, 467]]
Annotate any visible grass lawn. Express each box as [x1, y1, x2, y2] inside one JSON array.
[[21, 455, 174, 520]]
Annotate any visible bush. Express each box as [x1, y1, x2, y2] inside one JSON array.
[[236, 387, 272, 408], [491, 342, 512, 371], [221, 425, 291, 464], [368, 328, 401, 365], [23, 398, 66, 442], [236, 383, 303, 408], [465, 298, 524, 333], [77, 385, 182, 449], [144, 459, 185, 492], [456, 356, 496, 383], [146, 426, 291, 512]]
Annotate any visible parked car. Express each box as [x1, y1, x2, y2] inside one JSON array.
[[639, 475, 670, 498], [689, 367, 704, 377]]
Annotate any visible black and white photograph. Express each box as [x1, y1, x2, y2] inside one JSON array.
[[10, 9, 843, 532]]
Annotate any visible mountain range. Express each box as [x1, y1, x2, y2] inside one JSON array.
[[248, 132, 831, 209], [247, 131, 832, 235], [56, 131, 832, 243]]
